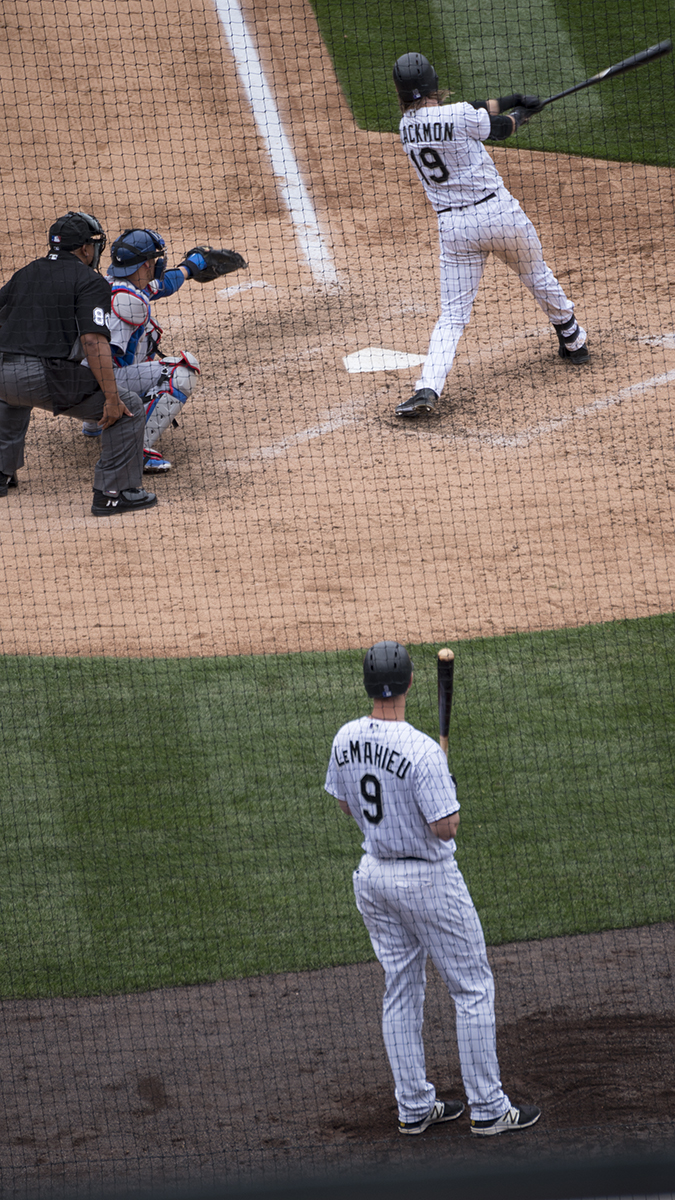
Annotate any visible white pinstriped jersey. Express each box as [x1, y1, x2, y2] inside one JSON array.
[[325, 716, 459, 862], [399, 101, 504, 210]]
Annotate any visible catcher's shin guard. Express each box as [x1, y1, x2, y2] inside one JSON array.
[[142, 352, 200, 448]]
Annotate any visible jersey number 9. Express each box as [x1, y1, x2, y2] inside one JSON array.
[[360, 774, 383, 825]]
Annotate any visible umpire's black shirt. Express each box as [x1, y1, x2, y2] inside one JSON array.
[[0, 250, 112, 413]]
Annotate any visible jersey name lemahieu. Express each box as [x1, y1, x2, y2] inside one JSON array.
[[332, 737, 412, 778], [325, 716, 459, 862]]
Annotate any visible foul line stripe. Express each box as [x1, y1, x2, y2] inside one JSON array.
[[222, 415, 357, 470], [213, 0, 338, 288], [471, 369, 675, 448]]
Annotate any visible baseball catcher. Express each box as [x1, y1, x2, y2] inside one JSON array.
[[81, 230, 247, 472], [391, 53, 589, 418]]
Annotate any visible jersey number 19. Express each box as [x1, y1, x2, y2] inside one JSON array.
[[409, 148, 450, 184]]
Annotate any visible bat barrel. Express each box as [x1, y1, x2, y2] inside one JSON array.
[[437, 649, 455, 747], [605, 38, 672, 78], [542, 38, 672, 105]]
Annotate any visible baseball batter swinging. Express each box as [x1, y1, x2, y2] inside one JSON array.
[[325, 641, 540, 1136], [392, 53, 589, 418]]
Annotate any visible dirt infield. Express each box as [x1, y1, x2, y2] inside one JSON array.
[[2, 923, 675, 1195], [0, 0, 674, 1191], [0, 0, 673, 657]]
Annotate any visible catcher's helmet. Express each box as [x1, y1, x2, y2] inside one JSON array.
[[363, 641, 413, 699], [48, 211, 107, 268], [393, 52, 439, 104], [109, 228, 167, 280]]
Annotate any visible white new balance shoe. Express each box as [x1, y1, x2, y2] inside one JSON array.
[[398, 1099, 465, 1135], [470, 1104, 541, 1136]]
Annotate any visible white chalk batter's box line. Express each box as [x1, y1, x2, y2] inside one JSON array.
[[458, 370, 675, 449], [220, 370, 675, 470]]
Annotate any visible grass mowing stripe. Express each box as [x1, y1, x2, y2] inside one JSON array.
[[307, 0, 463, 130], [549, 0, 675, 163], [0, 676, 95, 994], [431, 0, 604, 152], [308, 0, 675, 164], [0, 614, 673, 998]]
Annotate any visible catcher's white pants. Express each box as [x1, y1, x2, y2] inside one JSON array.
[[417, 188, 584, 397], [116, 360, 199, 450], [83, 358, 200, 450], [353, 853, 509, 1123]]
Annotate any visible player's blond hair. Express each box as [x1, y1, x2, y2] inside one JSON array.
[[399, 89, 451, 115]]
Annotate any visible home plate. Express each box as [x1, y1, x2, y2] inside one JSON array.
[[342, 347, 427, 373]]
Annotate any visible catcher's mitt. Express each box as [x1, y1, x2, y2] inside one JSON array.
[[182, 246, 248, 283]]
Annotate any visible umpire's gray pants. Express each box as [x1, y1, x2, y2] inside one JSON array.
[[0, 355, 144, 492]]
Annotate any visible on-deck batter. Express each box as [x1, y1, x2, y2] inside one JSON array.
[[392, 53, 589, 418], [324, 640, 541, 1137]]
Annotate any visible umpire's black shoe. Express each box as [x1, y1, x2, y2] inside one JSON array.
[[0, 472, 18, 497], [91, 487, 158, 516], [470, 1104, 541, 1136], [399, 1099, 465, 1135], [395, 388, 438, 417]]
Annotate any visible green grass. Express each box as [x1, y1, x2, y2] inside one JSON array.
[[307, 0, 675, 164], [0, 613, 673, 998]]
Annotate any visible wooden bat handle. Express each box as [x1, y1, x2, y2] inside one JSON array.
[[437, 648, 455, 755]]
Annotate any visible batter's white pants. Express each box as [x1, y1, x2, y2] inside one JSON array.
[[353, 853, 510, 1124], [417, 188, 584, 397]]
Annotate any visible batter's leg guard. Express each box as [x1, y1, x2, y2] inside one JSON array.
[[554, 316, 589, 364]]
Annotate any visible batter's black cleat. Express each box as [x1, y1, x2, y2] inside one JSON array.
[[555, 317, 590, 364], [470, 1104, 541, 1136], [558, 339, 590, 364], [0, 472, 18, 497], [395, 388, 438, 417], [399, 1099, 465, 1135], [91, 486, 158, 516]]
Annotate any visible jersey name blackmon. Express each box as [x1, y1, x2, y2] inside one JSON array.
[[401, 121, 453, 146], [332, 738, 412, 779], [399, 101, 503, 210]]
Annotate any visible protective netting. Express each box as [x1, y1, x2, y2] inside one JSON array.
[[0, 0, 673, 1194]]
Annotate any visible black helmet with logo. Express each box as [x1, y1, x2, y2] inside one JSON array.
[[363, 641, 413, 698]]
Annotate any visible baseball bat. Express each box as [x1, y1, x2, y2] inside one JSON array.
[[437, 648, 455, 756], [539, 39, 672, 108]]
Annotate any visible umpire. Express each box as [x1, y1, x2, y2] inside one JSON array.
[[0, 210, 157, 515]]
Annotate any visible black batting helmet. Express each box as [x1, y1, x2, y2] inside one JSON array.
[[364, 641, 413, 699], [48, 211, 107, 268], [393, 52, 439, 105]]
